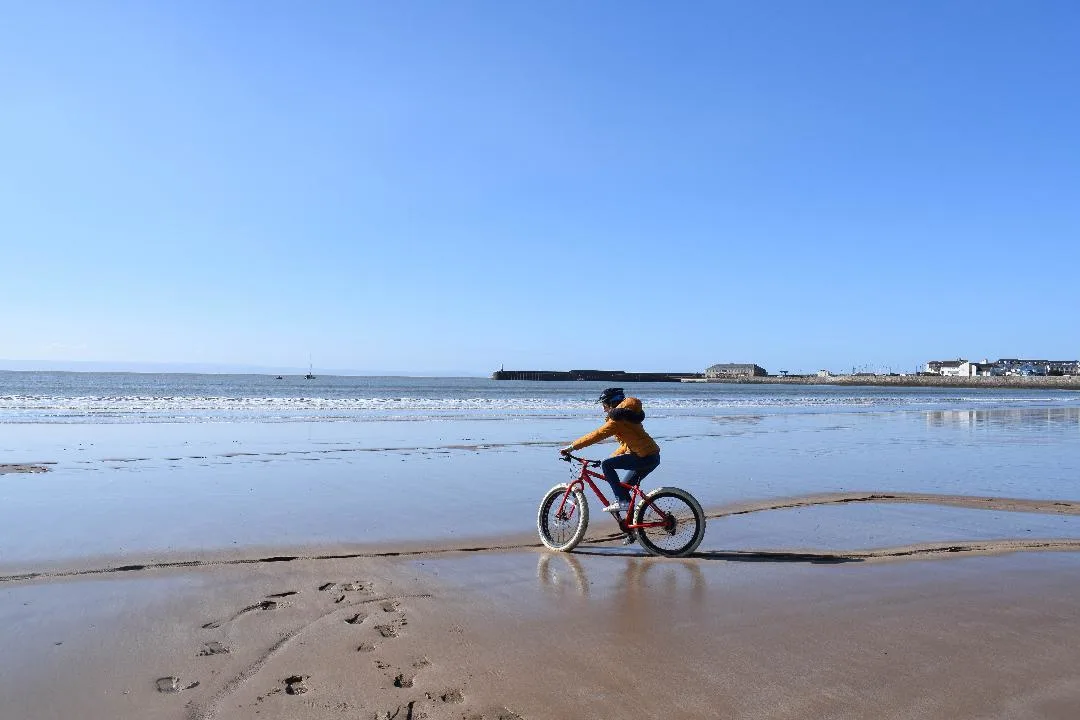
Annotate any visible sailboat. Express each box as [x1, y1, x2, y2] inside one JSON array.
[[305, 355, 316, 380]]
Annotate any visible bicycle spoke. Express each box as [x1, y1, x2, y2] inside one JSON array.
[[538, 485, 588, 551], [638, 494, 701, 553]]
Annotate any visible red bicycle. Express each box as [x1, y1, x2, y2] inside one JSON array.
[[538, 453, 706, 558]]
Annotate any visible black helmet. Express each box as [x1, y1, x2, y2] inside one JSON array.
[[598, 387, 625, 406]]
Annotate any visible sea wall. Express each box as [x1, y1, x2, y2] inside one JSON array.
[[492, 369, 703, 382]]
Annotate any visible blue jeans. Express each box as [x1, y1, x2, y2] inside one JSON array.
[[601, 453, 660, 503]]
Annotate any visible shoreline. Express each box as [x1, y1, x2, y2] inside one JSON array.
[[5, 490, 1079, 583]]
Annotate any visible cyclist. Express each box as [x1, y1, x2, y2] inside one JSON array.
[[560, 387, 661, 515]]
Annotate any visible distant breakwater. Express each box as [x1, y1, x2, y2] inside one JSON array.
[[699, 375, 1080, 391], [491, 369, 703, 382]]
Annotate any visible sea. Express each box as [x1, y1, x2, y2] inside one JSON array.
[[4, 371, 1080, 423], [2, 372, 1080, 566]]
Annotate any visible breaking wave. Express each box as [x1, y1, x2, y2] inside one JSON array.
[[1, 389, 1076, 424]]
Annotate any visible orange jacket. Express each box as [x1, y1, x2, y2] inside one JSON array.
[[568, 397, 660, 457]]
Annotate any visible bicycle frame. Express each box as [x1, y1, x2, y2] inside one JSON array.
[[559, 454, 673, 532]]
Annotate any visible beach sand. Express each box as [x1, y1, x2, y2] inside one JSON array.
[[5, 381, 1080, 718], [4, 494, 1080, 720]]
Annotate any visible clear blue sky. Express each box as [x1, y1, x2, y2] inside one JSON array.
[[2, 1, 1078, 375]]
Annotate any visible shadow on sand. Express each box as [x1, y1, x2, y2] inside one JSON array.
[[690, 549, 861, 564], [575, 545, 861, 565]]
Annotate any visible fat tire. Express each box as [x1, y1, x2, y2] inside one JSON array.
[[633, 487, 706, 558], [537, 483, 590, 552]]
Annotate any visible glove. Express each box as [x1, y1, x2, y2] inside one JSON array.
[[559, 445, 574, 455]]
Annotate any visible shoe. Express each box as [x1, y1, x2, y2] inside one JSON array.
[[602, 500, 630, 513]]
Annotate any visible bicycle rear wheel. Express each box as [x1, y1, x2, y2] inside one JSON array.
[[537, 483, 589, 552], [633, 487, 705, 558]]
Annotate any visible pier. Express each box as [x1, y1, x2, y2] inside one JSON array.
[[491, 369, 704, 382]]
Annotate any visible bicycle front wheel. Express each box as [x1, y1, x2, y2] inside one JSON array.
[[537, 483, 589, 552], [633, 487, 705, 558]]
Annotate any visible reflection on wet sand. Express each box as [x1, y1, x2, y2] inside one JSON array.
[[537, 553, 590, 597], [925, 406, 1080, 429], [538, 552, 706, 601]]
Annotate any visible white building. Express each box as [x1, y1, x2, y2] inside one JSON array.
[[934, 360, 977, 377]]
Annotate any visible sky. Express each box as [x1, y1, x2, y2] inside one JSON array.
[[2, 1, 1078, 376]]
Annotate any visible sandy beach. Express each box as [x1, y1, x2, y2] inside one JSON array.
[[4, 379, 1080, 718], [4, 492, 1080, 720]]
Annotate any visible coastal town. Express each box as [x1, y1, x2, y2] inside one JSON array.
[[922, 358, 1080, 377], [492, 357, 1080, 385]]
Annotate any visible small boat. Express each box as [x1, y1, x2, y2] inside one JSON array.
[[305, 357, 315, 380], [275, 376, 284, 380]]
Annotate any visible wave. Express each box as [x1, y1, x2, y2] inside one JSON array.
[[1, 391, 1076, 424]]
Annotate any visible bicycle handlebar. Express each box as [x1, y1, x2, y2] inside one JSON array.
[[560, 452, 601, 467]]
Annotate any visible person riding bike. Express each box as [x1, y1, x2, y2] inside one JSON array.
[[560, 387, 661, 515]]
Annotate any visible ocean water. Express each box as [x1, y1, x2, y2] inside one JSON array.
[[2, 371, 1080, 423], [2, 372, 1079, 566]]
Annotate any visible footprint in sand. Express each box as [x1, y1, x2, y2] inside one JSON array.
[[373, 600, 409, 638], [384, 657, 430, 690], [156, 677, 181, 693], [376, 688, 476, 720], [345, 612, 367, 625], [197, 641, 230, 657], [155, 676, 200, 693], [357, 601, 418, 651], [426, 688, 464, 704], [283, 674, 309, 695], [374, 617, 406, 638]]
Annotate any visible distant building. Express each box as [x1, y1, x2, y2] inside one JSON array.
[[996, 359, 1079, 376], [705, 363, 768, 378], [927, 359, 976, 377], [1053, 361, 1080, 376], [926, 359, 996, 377], [925, 358, 1080, 377]]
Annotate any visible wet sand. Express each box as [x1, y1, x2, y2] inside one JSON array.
[[6, 408, 1080, 565], [3, 492, 1080, 720], [5, 491, 1080, 581], [2, 548, 1079, 720], [4, 405, 1079, 718]]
